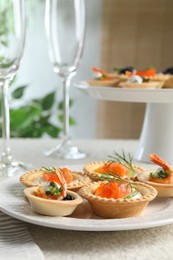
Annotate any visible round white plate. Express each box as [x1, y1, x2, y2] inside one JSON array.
[[1, 168, 173, 231], [75, 81, 173, 103]]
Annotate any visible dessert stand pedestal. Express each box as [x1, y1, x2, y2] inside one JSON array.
[[75, 83, 173, 163]]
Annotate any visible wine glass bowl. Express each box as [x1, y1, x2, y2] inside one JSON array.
[[0, 0, 27, 177], [45, 0, 87, 159]]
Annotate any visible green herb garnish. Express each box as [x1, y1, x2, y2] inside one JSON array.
[[42, 166, 57, 173], [108, 150, 136, 176], [123, 189, 138, 199], [45, 182, 63, 197], [150, 170, 170, 179]]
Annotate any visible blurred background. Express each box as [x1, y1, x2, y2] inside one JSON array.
[[8, 0, 173, 140]]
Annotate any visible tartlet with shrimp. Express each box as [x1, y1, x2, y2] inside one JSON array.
[[84, 151, 144, 181], [137, 153, 173, 197], [87, 67, 119, 87], [20, 167, 91, 191], [24, 168, 83, 216], [79, 174, 157, 219]]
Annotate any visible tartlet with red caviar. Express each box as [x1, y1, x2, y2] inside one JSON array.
[[24, 168, 83, 216], [137, 153, 173, 197], [20, 167, 90, 191], [84, 151, 144, 181], [79, 175, 157, 219]]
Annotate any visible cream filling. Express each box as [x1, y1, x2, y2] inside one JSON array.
[[122, 189, 142, 200], [137, 170, 153, 182]]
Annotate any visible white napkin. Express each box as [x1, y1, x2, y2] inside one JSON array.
[[0, 210, 44, 260]]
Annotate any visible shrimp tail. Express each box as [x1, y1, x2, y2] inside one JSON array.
[[55, 168, 67, 198], [149, 153, 172, 172]]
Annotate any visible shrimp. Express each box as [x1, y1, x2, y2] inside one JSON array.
[[149, 153, 172, 172], [55, 168, 67, 198]]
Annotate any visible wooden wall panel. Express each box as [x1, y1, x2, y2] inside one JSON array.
[[97, 0, 173, 139]]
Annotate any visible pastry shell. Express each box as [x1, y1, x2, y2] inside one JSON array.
[[83, 161, 144, 181], [137, 169, 173, 197], [119, 81, 163, 89], [24, 187, 83, 217], [145, 74, 173, 88], [87, 79, 119, 87], [20, 169, 91, 191], [79, 181, 157, 218]]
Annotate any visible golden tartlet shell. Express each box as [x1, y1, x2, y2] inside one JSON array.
[[87, 79, 119, 87], [79, 181, 157, 219], [24, 187, 83, 217], [119, 81, 163, 89], [83, 161, 144, 181], [137, 169, 173, 197], [20, 169, 91, 191]]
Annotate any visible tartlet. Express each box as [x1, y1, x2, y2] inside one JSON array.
[[145, 74, 173, 88], [20, 169, 91, 191], [89, 67, 120, 87], [24, 186, 83, 216], [119, 81, 163, 89], [137, 169, 173, 197], [79, 181, 157, 218], [137, 153, 173, 197], [83, 161, 144, 181], [87, 79, 119, 87]]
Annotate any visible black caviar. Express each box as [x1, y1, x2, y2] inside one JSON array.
[[63, 194, 75, 201]]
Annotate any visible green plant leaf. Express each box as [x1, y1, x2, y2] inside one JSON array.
[[57, 114, 76, 125], [10, 105, 42, 131], [0, 58, 15, 69], [58, 98, 74, 110], [12, 85, 27, 99], [69, 116, 76, 125], [42, 92, 55, 110], [9, 76, 17, 87], [39, 114, 51, 124], [58, 114, 63, 123], [41, 124, 61, 137]]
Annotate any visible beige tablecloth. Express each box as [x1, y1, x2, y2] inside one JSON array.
[[1, 138, 173, 260]]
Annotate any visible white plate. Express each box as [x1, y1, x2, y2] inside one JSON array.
[[75, 81, 173, 103], [1, 165, 173, 231]]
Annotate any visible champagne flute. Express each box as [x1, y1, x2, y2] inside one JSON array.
[[0, 0, 26, 177], [45, 0, 87, 159]]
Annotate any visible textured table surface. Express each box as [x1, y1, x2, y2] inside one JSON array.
[[1, 138, 173, 260]]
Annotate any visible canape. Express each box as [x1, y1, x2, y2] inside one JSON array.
[[137, 153, 173, 197], [79, 180, 157, 219], [119, 81, 163, 89], [87, 79, 119, 87], [88, 66, 119, 87], [20, 167, 90, 191], [24, 169, 83, 216], [84, 152, 144, 181]]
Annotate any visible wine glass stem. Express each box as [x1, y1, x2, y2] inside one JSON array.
[[62, 77, 70, 139], [1, 81, 12, 163]]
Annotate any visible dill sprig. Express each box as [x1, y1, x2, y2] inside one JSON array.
[[108, 150, 135, 173], [42, 166, 57, 173]]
